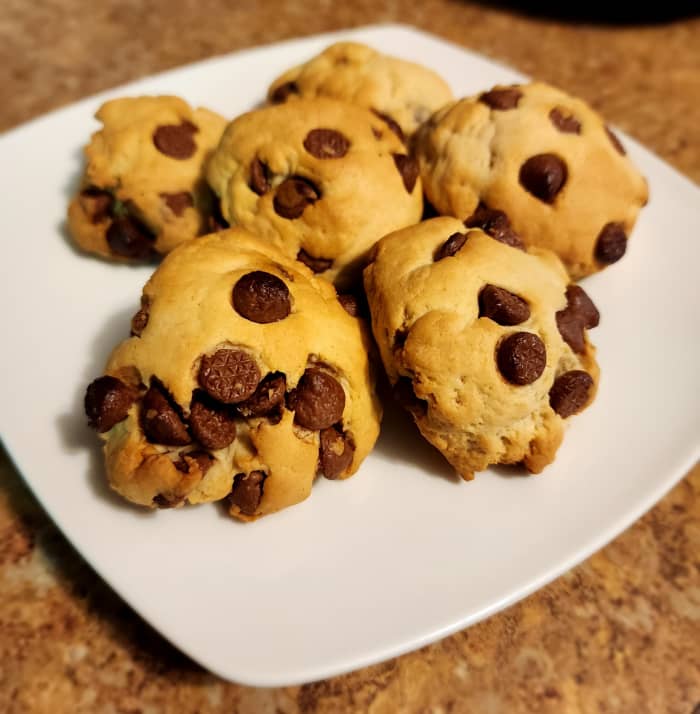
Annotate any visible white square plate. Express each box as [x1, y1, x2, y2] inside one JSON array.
[[1, 25, 698, 687]]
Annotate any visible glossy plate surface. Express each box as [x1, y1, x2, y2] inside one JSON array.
[[0, 24, 698, 686]]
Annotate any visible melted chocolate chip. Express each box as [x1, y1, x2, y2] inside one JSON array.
[[371, 109, 405, 143], [160, 191, 193, 217], [289, 368, 345, 430], [519, 154, 568, 204], [435, 232, 468, 261], [270, 81, 299, 104], [232, 271, 291, 323], [198, 349, 261, 404], [297, 249, 332, 273], [236, 373, 286, 418], [303, 128, 351, 159], [338, 293, 359, 317], [464, 204, 525, 250], [106, 215, 155, 259], [228, 470, 265, 515], [319, 426, 355, 479], [273, 177, 320, 219], [84, 375, 136, 432], [141, 381, 191, 446], [392, 153, 419, 193], [549, 370, 594, 418], [480, 87, 522, 110], [189, 392, 237, 450], [152, 121, 198, 159], [556, 284, 600, 354], [549, 108, 581, 134], [496, 332, 547, 385], [249, 157, 271, 195], [79, 187, 113, 223], [595, 222, 627, 265], [479, 285, 530, 325], [130, 295, 150, 337]]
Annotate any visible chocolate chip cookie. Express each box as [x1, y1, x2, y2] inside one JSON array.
[[84, 228, 381, 520], [363, 216, 600, 480], [267, 42, 453, 138], [413, 82, 648, 278], [68, 96, 226, 261], [206, 97, 423, 287]]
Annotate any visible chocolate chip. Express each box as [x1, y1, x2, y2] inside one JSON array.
[[297, 249, 333, 273], [303, 128, 351, 159], [392, 154, 419, 193], [84, 375, 137, 432], [392, 376, 427, 417], [435, 232, 468, 261], [549, 108, 581, 134], [480, 87, 522, 110], [79, 187, 113, 223], [464, 204, 525, 250], [249, 158, 271, 195], [153, 494, 182, 509], [549, 370, 594, 418], [289, 368, 345, 430], [160, 191, 193, 217], [270, 81, 298, 104], [479, 285, 530, 325], [371, 109, 405, 143], [130, 295, 150, 337], [496, 332, 547, 385], [319, 426, 355, 479], [152, 121, 198, 159], [207, 193, 229, 232], [198, 349, 261, 404], [519, 154, 568, 204], [237, 373, 286, 418], [106, 215, 155, 259], [228, 471, 265, 515], [273, 176, 320, 219], [232, 270, 291, 323], [141, 381, 191, 446], [174, 450, 214, 475], [556, 284, 600, 354], [606, 126, 626, 155], [595, 222, 627, 265], [188, 392, 237, 450], [338, 293, 359, 317]]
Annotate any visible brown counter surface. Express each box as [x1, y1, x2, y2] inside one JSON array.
[[1, 1, 699, 712]]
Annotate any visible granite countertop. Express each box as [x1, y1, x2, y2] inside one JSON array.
[[1, 1, 699, 712]]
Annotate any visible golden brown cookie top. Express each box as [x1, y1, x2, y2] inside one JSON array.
[[68, 96, 226, 260], [268, 42, 454, 137], [414, 82, 648, 279], [364, 216, 599, 478], [206, 97, 423, 288]]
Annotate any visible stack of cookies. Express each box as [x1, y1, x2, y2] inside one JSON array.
[[75, 42, 648, 520]]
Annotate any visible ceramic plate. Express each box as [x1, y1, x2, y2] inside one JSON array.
[[1, 25, 698, 687]]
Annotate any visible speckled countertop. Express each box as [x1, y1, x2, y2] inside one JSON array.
[[1, 2, 699, 712]]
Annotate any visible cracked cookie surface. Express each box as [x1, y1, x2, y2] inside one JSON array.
[[85, 228, 381, 520], [363, 216, 600, 480], [267, 41, 453, 138], [413, 82, 648, 278], [207, 97, 423, 287], [68, 96, 226, 261]]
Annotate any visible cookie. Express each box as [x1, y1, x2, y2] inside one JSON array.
[[206, 98, 423, 288], [267, 42, 454, 139], [413, 82, 648, 278], [363, 216, 600, 480], [84, 228, 381, 520], [68, 96, 227, 261]]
